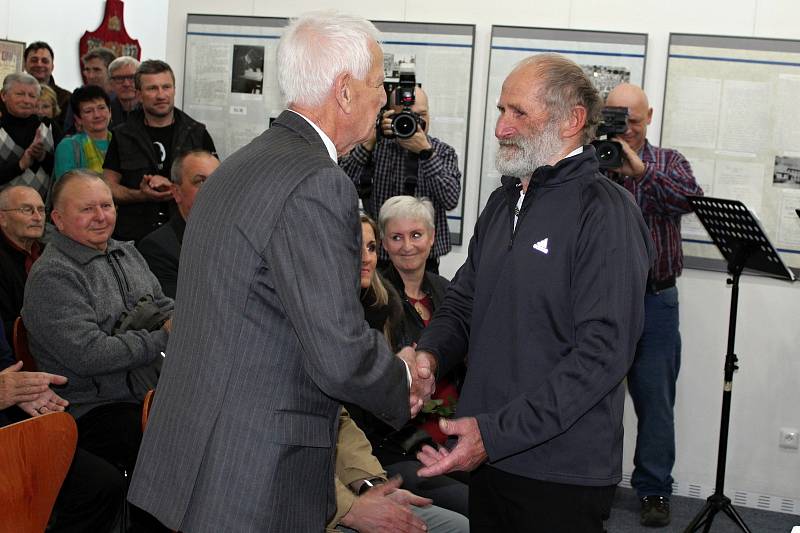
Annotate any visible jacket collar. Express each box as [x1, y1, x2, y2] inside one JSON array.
[[271, 110, 331, 157], [50, 230, 124, 265]]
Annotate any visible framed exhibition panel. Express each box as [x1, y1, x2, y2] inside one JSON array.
[[663, 33, 800, 272]]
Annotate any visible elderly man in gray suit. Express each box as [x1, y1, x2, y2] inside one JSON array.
[[128, 11, 435, 533]]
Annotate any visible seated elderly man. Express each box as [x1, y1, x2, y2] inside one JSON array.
[[0, 185, 45, 342], [138, 149, 219, 298], [21, 169, 172, 531], [1, 72, 57, 202]]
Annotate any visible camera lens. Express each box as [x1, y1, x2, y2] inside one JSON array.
[[392, 112, 417, 139], [598, 144, 617, 161]]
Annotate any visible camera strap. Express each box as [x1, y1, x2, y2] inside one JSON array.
[[403, 150, 419, 196]]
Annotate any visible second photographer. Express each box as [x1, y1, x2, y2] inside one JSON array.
[[340, 84, 461, 272]]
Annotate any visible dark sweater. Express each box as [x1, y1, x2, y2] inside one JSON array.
[[417, 146, 655, 486]]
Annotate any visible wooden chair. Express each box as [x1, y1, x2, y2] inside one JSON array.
[[12, 317, 38, 372], [0, 412, 78, 533], [141, 388, 155, 431]]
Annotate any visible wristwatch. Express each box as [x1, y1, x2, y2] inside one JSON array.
[[418, 148, 434, 161], [357, 477, 386, 495]]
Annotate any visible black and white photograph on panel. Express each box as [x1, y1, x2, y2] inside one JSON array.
[[773, 155, 800, 188], [582, 64, 631, 100], [230, 45, 264, 94]]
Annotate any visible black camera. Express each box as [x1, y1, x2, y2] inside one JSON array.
[[590, 106, 628, 169], [376, 72, 426, 140]]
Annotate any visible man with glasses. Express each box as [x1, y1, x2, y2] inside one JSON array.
[[108, 56, 141, 125], [0, 185, 45, 343], [138, 149, 219, 298]]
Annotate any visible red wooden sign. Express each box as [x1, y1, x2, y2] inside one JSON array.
[[79, 0, 141, 67]]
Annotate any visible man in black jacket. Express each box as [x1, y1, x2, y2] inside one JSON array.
[[413, 53, 654, 532], [138, 149, 219, 298], [102, 60, 215, 242]]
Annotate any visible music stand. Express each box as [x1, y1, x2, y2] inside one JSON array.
[[684, 197, 794, 533]]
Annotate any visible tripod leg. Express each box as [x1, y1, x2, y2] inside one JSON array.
[[683, 501, 713, 533], [721, 503, 751, 533], [702, 507, 719, 533]]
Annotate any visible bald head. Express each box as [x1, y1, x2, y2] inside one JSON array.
[[605, 83, 652, 152]]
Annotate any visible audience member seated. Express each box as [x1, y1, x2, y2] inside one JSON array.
[[62, 48, 117, 135], [138, 149, 219, 298], [1, 73, 57, 202], [103, 59, 216, 243], [0, 185, 45, 342], [21, 169, 172, 532], [22, 41, 70, 129], [347, 214, 469, 517], [53, 85, 112, 180], [379, 196, 464, 445], [108, 56, 141, 124], [1, 327, 124, 533], [36, 85, 61, 121]]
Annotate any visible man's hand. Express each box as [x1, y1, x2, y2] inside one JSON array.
[[397, 347, 437, 417], [397, 126, 432, 155], [416, 417, 488, 477], [161, 317, 173, 333], [19, 128, 45, 170], [0, 361, 69, 413], [140, 174, 173, 201], [608, 138, 646, 179], [339, 477, 430, 532]]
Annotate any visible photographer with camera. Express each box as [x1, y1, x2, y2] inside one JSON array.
[[340, 83, 461, 273], [602, 83, 703, 528]]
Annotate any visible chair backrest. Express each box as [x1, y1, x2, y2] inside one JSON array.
[[0, 412, 78, 533], [12, 317, 38, 372], [141, 388, 155, 432]]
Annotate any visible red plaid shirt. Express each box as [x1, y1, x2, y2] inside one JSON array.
[[610, 140, 703, 281]]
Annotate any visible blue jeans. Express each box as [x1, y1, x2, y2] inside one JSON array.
[[629, 286, 681, 498]]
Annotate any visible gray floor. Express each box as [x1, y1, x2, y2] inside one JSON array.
[[607, 488, 799, 532]]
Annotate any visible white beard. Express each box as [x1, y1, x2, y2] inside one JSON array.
[[495, 119, 563, 178]]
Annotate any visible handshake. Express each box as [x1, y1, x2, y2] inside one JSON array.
[[396, 347, 437, 418]]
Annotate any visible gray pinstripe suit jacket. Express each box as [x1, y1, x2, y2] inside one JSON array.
[[128, 111, 410, 532]]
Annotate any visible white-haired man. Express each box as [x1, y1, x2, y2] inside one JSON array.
[[129, 11, 435, 532]]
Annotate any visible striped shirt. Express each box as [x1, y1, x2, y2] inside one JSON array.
[[340, 136, 461, 260], [609, 140, 703, 281]]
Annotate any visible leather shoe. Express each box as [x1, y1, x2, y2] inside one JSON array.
[[641, 495, 670, 527]]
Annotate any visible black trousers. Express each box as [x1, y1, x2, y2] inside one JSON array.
[[76, 402, 170, 533], [49, 447, 125, 533], [469, 465, 616, 533]]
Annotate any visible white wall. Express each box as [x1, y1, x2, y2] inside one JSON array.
[[0, 0, 168, 91], [175, 0, 800, 508]]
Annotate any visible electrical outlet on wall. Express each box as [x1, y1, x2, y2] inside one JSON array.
[[779, 428, 799, 450]]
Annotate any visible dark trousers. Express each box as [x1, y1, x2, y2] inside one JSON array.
[[76, 402, 170, 533], [469, 465, 616, 533], [49, 447, 125, 533]]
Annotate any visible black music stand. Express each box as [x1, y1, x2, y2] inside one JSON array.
[[684, 197, 795, 533]]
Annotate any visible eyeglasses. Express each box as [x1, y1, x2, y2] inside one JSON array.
[[110, 75, 136, 83], [1, 206, 46, 216]]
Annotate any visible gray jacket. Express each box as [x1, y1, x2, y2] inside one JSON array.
[[22, 231, 173, 418]]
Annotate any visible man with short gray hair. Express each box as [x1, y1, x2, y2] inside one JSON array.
[[1, 72, 56, 202], [108, 56, 141, 122], [0, 185, 45, 341], [414, 53, 654, 532], [130, 11, 435, 532]]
